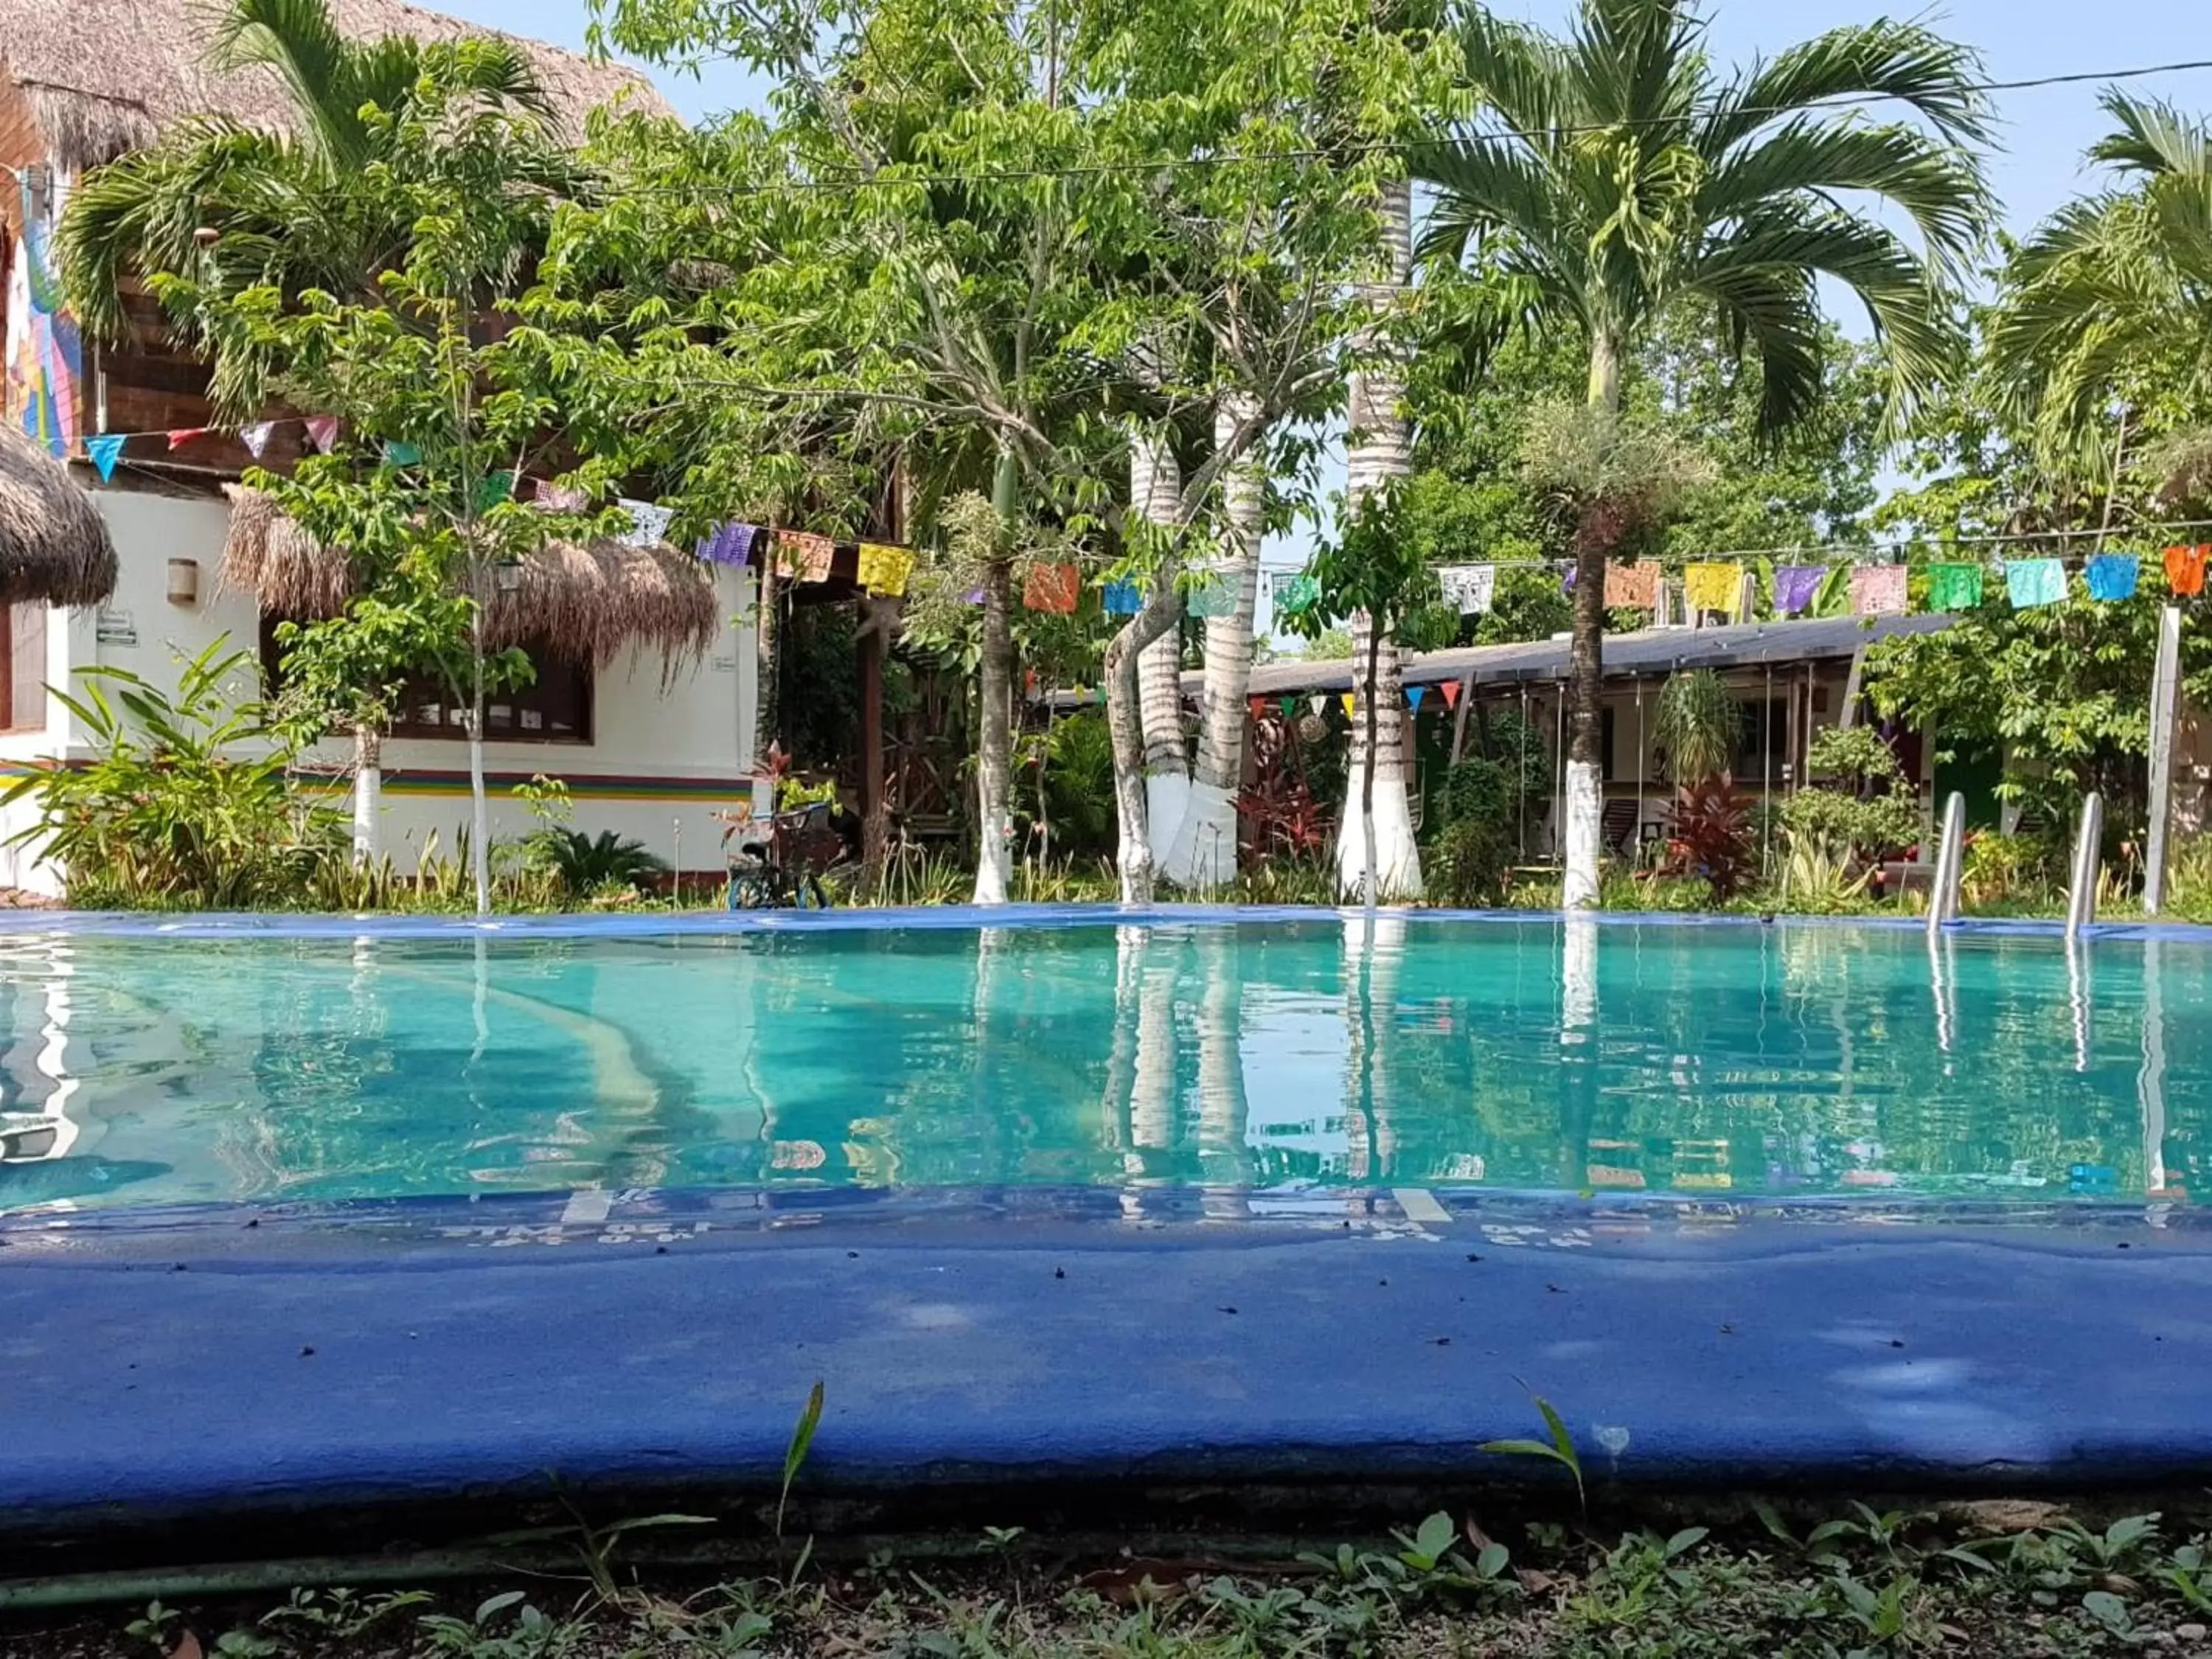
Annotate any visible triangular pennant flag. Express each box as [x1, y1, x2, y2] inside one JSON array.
[[382, 440, 422, 466], [1407, 685, 1426, 713], [1310, 695, 1326, 717], [1281, 697, 1298, 720], [85, 434, 125, 482], [1440, 680, 1461, 710], [240, 422, 276, 459], [304, 417, 340, 454], [1248, 697, 1267, 722], [1340, 692, 1355, 717], [167, 427, 210, 452]]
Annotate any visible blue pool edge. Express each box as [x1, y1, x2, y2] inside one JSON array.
[[4, 1179, 2211, 1537]]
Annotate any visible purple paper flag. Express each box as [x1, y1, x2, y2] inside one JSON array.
[[697, 522, 757, 567], [1774, 564, 1826, 615]]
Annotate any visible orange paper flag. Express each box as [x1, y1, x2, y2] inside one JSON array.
[[1022, 561, 1079, 614], [2165, 544, 2208, 598]]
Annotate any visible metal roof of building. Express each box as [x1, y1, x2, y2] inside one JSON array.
[[1220, 612, 1955, 699]]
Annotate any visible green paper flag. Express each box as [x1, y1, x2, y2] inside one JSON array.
[[1926, 563, 1983, 611]]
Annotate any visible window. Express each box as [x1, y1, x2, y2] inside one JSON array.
[[0, 604, 46, 732], [259, 616, 591, 744]]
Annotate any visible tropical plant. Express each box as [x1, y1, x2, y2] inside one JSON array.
[[528, 830, 669, 898], [1429, 755, 1517, 906], [1417, 0, 1992, 907], [1661, 776, 1755, 901], [1651, 669, 1739, 787], [1989, 92, 2212, 484], [1778, 727, 1924, 870], [58, 0, 556, 373], [1772, 835, 1875, 914], [1, 643, 340, 908]]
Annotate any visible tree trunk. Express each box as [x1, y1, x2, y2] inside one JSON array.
[[467, 613, 491, 917], [1106, 589, 1186, 905], [1132, 433, 1189, 864], [1335, 173, 1422, 901], [753, 560, 780, 765], [1563, 327, 1627, 911], [973, 554, 1015, 906], [351, 726, 382, 867], [1164, 392, 1264, 893]]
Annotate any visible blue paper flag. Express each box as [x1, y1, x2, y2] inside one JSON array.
[[1102, 579, 1141, 616], [85, 434, 125, 483], [2084, 553, 2140, 602], [383, 440, 422, 466], [1407, 685, 1426, 712]]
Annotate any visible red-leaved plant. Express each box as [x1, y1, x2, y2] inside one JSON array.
[[1663, 776, 1756, 900]]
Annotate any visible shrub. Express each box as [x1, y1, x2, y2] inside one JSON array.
[[1429, 755, 1520, 907], [2, 644, 341, 908], [1960, 830, 2059, 911], [1778, 726, 1922, 869], [1662, 777, 1756, 900], [527, 830, 668, 897]]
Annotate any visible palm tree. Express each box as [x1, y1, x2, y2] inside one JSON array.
[[1418, 0, 1990, 907], [61, 0, 549, 350], [1989, 93, 2212, 493]]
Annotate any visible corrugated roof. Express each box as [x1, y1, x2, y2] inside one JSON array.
[[1220, 613, 1955, 698], [0, 0, 672, 172]]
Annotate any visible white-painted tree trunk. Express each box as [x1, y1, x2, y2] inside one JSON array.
[[1132, 433, 1189, 866], [1562, 759, 1602, 908], [1336, 174, 1422, 901], [1164, 393, 1264, 893], [973, 557, 1015, 905], [351, 726, 382, 867], [1343, 912, 1405, 1181]]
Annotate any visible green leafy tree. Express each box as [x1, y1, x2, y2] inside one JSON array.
[[175, 67, 588, 914], [1416, 0, 1992, 907]]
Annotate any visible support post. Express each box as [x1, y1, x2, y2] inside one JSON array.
[[2067, 790, 2104, 940], [1837, 647, 1868, 731], [2144, 605, 2183, 917], [858, 621, 887, 892], [1927, 790, 1966, 934]]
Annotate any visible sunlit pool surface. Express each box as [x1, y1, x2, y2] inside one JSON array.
[[0, 917, 2202, 1214]]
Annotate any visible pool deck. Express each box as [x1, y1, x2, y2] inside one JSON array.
[[4, 907, 2211, 1554]]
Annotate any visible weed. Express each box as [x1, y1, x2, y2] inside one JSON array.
[[1478, 1392, 1587, 1510], [122, 1603, 179, 1653], [418, 1593, 571, 1659], [778, 1379, 825, 1542]]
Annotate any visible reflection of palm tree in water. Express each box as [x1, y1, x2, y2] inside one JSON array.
[[1127, 930, 1182, 1184], [1343, 915, 1405, 1182], [1557, 916, 1600, 1192], [1194, 928, 1252, 1211]]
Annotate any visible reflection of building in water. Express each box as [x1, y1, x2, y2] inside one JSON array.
[[0, 939, 76, 1167]]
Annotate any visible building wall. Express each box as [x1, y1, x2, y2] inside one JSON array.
[[0, 486, 762, 894]]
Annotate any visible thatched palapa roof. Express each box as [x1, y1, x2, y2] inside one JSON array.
[[220, 487, 719, 672], [0, 0, 673, 173], [0, 425, 117, 606]]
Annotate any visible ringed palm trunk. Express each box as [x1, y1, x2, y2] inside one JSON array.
[[1562, 328, 1627, 911], [1335, 174, 1422, 902], [1106, 588, 1185, 904], [1132, 434, 1189, 866], [1164, 393, 1265, 894]]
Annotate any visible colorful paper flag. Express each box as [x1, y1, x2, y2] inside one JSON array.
[[2166, 544, 2209, 598], [1773, 565, 1826, 615], [303, 416, 340, 454], [381, 439, 422, 466], [167, 427, 210, 452], [1310, 695, 1327, 717], [1407, 685, 1426, 713], [619, 499, 676, 549], [1925, 563, 1983, 612], [774, 528, 835, 582], [1280, 697, 1298, 720], [1440, 680, 1461, 710], [2084, 553, 2140, 602], [2005, 557, 2067, 609], [1248, 697, 1267, 722], [240, 422, 276, 459], [532, 478, 591, 512], [84, 434, 125, 482], [1849, 563, 1907, 616], [857, 540, 914, 598], [1102, 578, 1141, 615], [1438, 564, 1495, 615], [1340, 692, 1355, 717], [1603, 560, 1661, 609], [1023, 561, 1079, 614], [1187, 577, 1233, 618], [1685, 561, 1745, 616]]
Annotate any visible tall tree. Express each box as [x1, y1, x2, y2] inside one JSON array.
[[1416, 0, 1990, 906]]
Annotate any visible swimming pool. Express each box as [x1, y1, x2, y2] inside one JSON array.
[[0, 911, 2202, 1214]]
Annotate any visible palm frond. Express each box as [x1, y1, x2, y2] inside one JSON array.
[[1688, 260, 1823, 436], [1702, 21, 1992, 154], [204, 0, 373, 167], [1453, 4, 1576, 150], [1412, 135, 1584, 284], [2087, 89, 2212, 179]]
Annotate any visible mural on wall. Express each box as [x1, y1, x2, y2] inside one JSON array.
[[4, 176, 80, 460]]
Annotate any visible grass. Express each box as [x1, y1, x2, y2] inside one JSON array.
[[10, 1503, 2212, 1658]]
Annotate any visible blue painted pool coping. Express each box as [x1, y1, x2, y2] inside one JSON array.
[[5, 899, 2212, 944], [4, 906, 2211, 1539]]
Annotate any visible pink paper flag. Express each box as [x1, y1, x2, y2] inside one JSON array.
[[304, 417, 340, 455], [166, 428, 210, 452]]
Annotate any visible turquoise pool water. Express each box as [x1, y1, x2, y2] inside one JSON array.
[[0, 917, 2202, 1213]]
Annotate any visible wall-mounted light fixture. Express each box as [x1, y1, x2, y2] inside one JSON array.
[[494, 557, 524, 595], [167, 558, 201, 608]]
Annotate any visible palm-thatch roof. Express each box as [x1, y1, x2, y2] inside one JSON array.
[[0, 0, 672, 173], [0, 426, 117, 606], [220, 486, 719, 671]]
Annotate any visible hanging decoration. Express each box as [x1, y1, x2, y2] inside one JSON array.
[[304, 417, 341, 454], [2084, 553, 2140, 602], [2165, 544, 2209, 597], [1849, 563, 1907, 616], [1102, 578, 1142, 615], [1773, 564, 1827, 615], [857, 540, 914, 597], [774, 528, 835, 582], [1925, 563, 1983, 612], [1437, 564, 1496, 615], [240, 422, 276, 460], [1280, 697, 1299, 720], [1309, 695, 1327, 716], [1684, 561, 1744, 616], [1340, 692, 1355, 717], [1248, 696, 1267, 722], [1407, 685, 1426, 713], [532, 479, 591, 512], [2005, 557, 2067, 609], [1187, 577, 1234, 618], [1023, 561, 1079, 614], [167, 427, 212, 452], [1602, 560, 1661, 610], [475, 470, 515, 510], [84, 433, 125, 482], [380, 439, 421, 466], [697, 523, 758, 568], [1440, 680, 1461, 710], [617, 499, 675, 549]]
